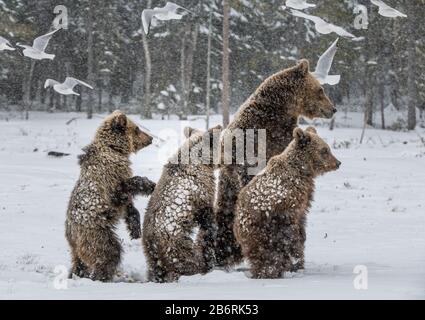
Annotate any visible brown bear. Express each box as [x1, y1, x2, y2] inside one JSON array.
[[215, 59, 337, 268], [234, 127, 341, 279], [142, 125, 222, 283], [65, 111, 156, 282]]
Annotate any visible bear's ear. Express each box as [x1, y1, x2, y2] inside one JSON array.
[[293, 128, 311, 148], [210, 125, 223, 133], [184, 127, 196, 138], [306, 126, 317, 134], [111, 112, 127, 132], [295, 59, 310, 77]]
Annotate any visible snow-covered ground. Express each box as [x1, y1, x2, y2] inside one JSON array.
[[0, 111, 424, 300]]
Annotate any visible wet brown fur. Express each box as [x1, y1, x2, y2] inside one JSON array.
[[234, 127, 341, 278], [142, 125, 222, 283], [215, 60, 336, 267], [65, 111, 155, 282]]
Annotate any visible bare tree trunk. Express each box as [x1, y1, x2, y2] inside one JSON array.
[[379, 81, 386, 130], [329, 116, 336, 131], [222, 0, 231, 127], [63, 95, 68, 112], [76, 94, 82, 112], [364, 45, 374, 127], [54, 91, 61, 111], [180, 28, 187, 119], [205, 11, 213, 130], [108, 92, 114, 113], [49, 90, 54, 111], [98, 86, 102, 113], [23, 60, 35, 120], [86, 1, 95, 119], [141, 0, 153, 119], [187, 26, 199, 115], [360, 111, 368, 144], [407, 1, 417, 130]]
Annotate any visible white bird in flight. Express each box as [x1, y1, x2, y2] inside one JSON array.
[[142, 2, 192, 35], [312, 38, 340, 86], [0, 36, 15, 51], [285, 0, 316, 10], [291, 9, 355, 38], [44, 77, 94, 96], [16, 29, 59, 60], [370, 0, 407, 18]]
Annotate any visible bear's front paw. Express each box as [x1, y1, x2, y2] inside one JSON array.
[[126, 205, 142, 240], [130, 176, 156, 195], [143, 178, 156, 195], [129, 225, 142, 240]]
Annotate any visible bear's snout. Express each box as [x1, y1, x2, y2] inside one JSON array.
[[336, 160, 342, 169]]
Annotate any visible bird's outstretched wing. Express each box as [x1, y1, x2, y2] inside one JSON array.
[[142, 9, 155, 34], [286, 0, 316, 10], [155, 11, 183, 21], [64, 77, 94, 90], [153, 2, 185, 21], [164, 2, 194, 15], [0, 36, 15, 50], [292, 9, 355, 38], [324, 75, 341, 86], [315, 38, 339, 77], [291, 9, 323, 24], [331, 24, 355, 38], [163, 2, 180, 11], [44, 79, 60, 88], [371, 0, 395, 12], [371, 0, 407, 18], [33, 29, 60, 52], [0, 36, 10, 45]]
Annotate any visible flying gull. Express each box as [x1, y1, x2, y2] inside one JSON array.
[[312, 38, 341, 86], [44, 77, 94, 96], [142, 2, 192, 35], [16, 29, 60, 60], [291, 9, 355, 38]]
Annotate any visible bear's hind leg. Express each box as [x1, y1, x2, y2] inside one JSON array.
[[247, 247, 287, 279], [80, 228, 122, 282], [70, 254, 90, 279], [215, 167, 243, 268], [195, 207, 216, 273], [289, 219, 306, 272]]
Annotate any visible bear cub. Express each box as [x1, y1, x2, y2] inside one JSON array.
[[143, 125, 222, 283], [66, 111, 156, 282], [234, 127, 341, 279], [215, 59, 337, 268]]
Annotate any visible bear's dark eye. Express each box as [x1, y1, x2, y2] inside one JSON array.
[[135, 127, 141, 134], [321, 148, 329, 155], [317, 88, 324, 95]]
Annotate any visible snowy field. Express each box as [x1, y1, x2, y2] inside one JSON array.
[[0, 111, 424, 300]]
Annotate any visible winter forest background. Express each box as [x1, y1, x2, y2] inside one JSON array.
[[1, 1, 425, 299], [0, 0, 424, 130]]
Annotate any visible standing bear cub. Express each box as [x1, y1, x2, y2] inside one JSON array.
[[66, 111, 156, 282], [215, 59, 337, 268], [234, 127, 341, 279], [143, 125, 222, 283]]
